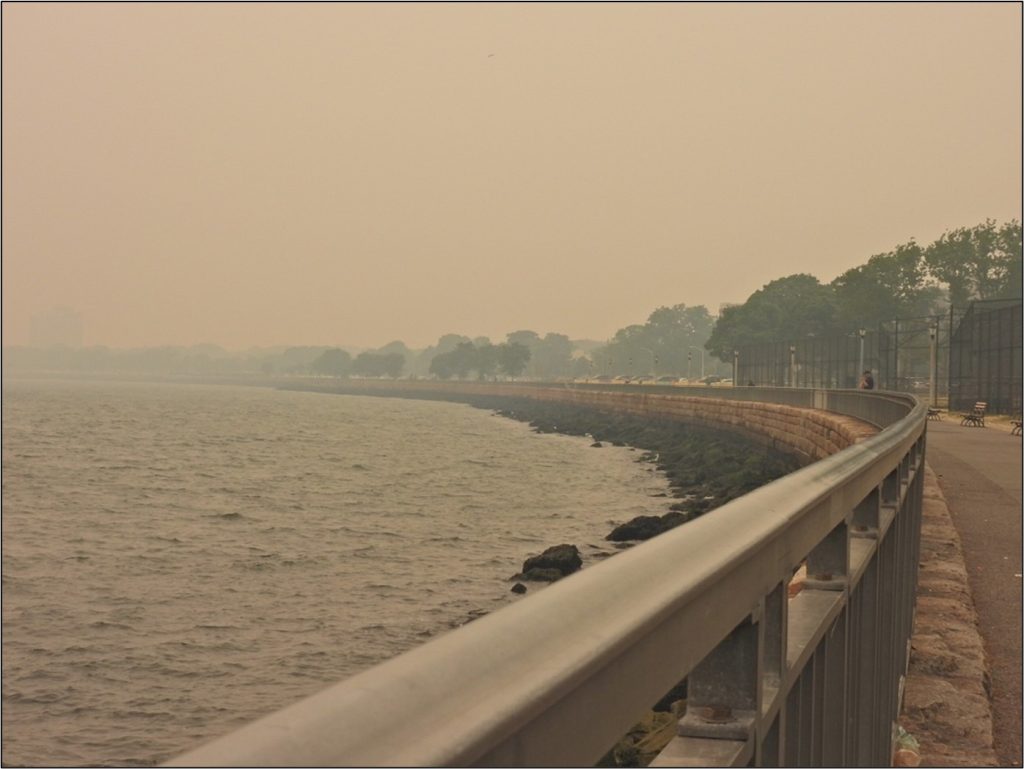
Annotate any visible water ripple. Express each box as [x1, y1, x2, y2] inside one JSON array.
[[1, 378, 672, 766]]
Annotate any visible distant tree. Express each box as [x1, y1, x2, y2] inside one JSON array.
[[352, 351, 405, 378], [377, 340, 411, 357], [429, 351, 456, 379], [593, 304, 715, 376], [569, 355, 594, 378], [496, 342, 531, 379], [413, 334, 472, 377], [924, 219, 1023, 306], [435, 334, 473, 354], [475, 343, 499, 380], [831, 241, 942, 328], [380, 352, 405, 378], [449, 341, 478, 379], [311, 348, 352, 378], [506, 330, 541, 348], [375, 341, 413, 372], [531, 333, 574, 379], [705, 275, 838, 359]]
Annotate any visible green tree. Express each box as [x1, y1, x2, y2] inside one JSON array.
[[429, 351, 456, 379], [590, 304, 714, 376], [311, 348, 352, 378], [475, 343, 499, 380], [506, 330, 541, 348], [496, 342, 531, 379], [531, 333, 574, 379], [352, 351, 405, 378], [449, 341, 478, 379], [375, 341, 413, 373], [995, 220, 1023, 299], [379, 352, 405, 378], [413, 334, 472, 377], [705, 275, 838, 359], [832, 241, 942, 328], [924, 219, 1023, 306]]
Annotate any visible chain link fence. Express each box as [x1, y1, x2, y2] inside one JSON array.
[[735, 299, 1022, 414], [736, 333, 881, 390], [949, 299, 1022, 415]]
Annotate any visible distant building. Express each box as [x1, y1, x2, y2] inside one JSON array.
[[29, 306, 83, 348]]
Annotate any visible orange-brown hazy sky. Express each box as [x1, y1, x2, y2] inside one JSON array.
[[3, 2, 1021, 350]]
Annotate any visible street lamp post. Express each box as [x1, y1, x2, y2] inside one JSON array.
[[789, 345, 797, 387], [733, 350, 739, 385], [857, 329, 866, 386], [929, 321, 938, 406]]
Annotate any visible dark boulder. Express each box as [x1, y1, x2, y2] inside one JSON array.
[[591, 441, 604, 448], [519, 567, 565, 582], [518, 544, 582, 580], [511, 582, 528, 594], [606, 512, 688, 542]]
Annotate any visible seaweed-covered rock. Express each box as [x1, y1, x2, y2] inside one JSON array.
[[606, 512, 688, 542], [519, 567, 565, 582], [510, 582, 528, 594], [518, 544, 582, 580]]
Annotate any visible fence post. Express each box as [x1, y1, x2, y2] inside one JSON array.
[[929, 321, 937, 407]]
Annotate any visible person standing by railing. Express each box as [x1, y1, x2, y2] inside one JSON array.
[[859, 370, 875, 390]]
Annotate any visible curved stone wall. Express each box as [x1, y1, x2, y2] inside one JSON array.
[[316, 380, 879, 464]]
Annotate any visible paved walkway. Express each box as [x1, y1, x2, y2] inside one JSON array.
[[925, 418, 1022, 767]]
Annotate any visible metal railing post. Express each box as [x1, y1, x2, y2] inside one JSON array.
[[678, 617, 759, 746]]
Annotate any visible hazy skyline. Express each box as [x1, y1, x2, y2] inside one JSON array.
[[3, 2, 1021, 350]]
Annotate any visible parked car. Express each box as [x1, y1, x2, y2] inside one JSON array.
[[612, 375, 633, 384], [700, 375, 722, 385], [592, 374, 614, 383], [656, 375, 679, 385], [634, 375, 656, 385]]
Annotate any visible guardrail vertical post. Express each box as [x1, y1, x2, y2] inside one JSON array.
[[881, 468, 899, 510], [678, 616, 758, 748], [757, 582, 787, 766], [875, 519, 898, 765], [805, 521, 849, 589], [852, 488, 880, 536]]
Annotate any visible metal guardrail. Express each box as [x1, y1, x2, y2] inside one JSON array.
[[166, 387, 926, 767]]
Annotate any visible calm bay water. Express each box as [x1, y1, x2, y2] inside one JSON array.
[[1, 379, 671, 766]]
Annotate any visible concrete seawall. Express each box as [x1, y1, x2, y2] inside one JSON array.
[[308, 380, 878, 464]]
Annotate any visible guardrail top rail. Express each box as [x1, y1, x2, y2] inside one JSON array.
[[166, 387, 926, 768]]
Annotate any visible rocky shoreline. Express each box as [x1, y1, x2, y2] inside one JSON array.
[[486, 396, 800, 578]]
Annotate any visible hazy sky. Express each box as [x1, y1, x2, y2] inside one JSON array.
[[3, 3, 1021, 350]]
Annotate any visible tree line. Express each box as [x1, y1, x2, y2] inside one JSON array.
[[706, 218, 1021, 358], [6, 218, 1016, 381]]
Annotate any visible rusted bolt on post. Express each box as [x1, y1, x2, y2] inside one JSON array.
[[697, 706, 733, 723]]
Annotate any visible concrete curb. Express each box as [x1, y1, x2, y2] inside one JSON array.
[[899, 463, 999, 767]]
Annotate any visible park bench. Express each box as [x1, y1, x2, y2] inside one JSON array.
[[927, 407, 943, 421], [959, 402, 987, 427]]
